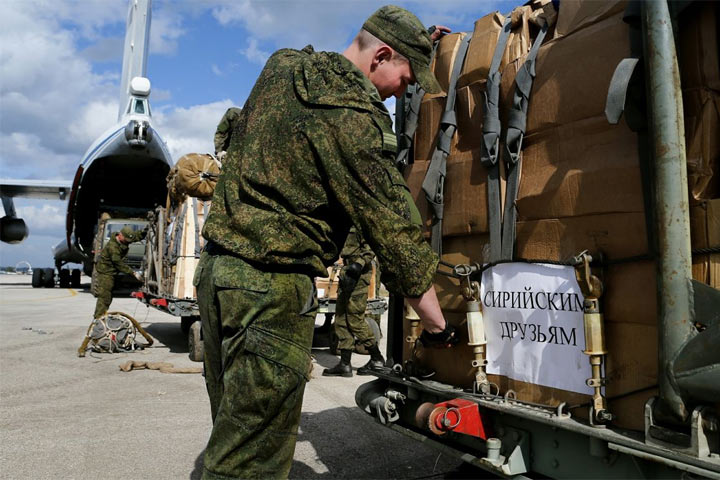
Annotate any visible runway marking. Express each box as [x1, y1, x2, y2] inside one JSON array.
[[0, 288, 78, 305]]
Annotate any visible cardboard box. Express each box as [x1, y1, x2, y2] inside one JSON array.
[[507, 6, 532, 65], [457, 12, 505, 88], [454, 80, 485, 153], [434, 234, 490, 313], [430, 33, 467, 95], [553, 0, 625, 38], [517, 115, 643, 220], [413, 96, 446, 162], [526, 12, 632, 135], [405, 149, 503, 238], [315, 264, 342, 300], [516, 212, 650, 263], [684, 88, 720, 200], [678, 1, 720, 91], [691, 199, 720, 289]]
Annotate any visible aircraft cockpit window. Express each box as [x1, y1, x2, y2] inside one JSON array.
[[133, 99, 146, 114]]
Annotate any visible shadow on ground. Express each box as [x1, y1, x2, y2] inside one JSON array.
[[143, 321, 188, 354]]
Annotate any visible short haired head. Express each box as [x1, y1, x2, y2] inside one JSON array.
[[361, 5, 441, 94]]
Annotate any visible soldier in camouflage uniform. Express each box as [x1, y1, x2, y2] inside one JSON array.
[[213, 107, 242, 159], [197, 6, 458, 479], [93, 225, 146, 319], [322, 228, 384, 377]]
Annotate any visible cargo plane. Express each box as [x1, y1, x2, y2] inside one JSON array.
[[0, 0, 172, 288]]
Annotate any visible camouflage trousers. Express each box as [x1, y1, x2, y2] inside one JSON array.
[[196, 252, 317, 480], [93, 272, 115, 319], [334, 263, 375, 351]]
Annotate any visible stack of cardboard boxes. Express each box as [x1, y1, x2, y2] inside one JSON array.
[[402, 0, 719, 431]]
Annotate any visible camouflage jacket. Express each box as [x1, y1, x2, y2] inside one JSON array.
[[203, 46, 437, 297], [214, 107, 242, 154], [95, 235, 135, 276]]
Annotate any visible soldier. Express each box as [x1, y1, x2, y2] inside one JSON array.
[[92, 225, 146, 319], [323, 228, 383, 377], [197, 6, 458, 479], [213, 107, 242, 161]]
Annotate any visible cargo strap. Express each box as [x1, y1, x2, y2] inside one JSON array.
[[480, 17, 513, 262], [396, 43, 439, 171], [501, 22, 548, 260], [396, 84, 425, 170], [421, 33, 472, 255]]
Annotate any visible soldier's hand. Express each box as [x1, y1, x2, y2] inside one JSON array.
[[339, 262, 363, 292], [134, 272, 143, 283], [429, 25, 451, 42], [216, 151, 226, 162], [419, 324, 460, 348], [344, 262, 363, 281]]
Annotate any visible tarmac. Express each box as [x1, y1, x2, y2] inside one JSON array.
[[0, 274, 486, 480]]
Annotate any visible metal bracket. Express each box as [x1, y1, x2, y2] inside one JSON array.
[[645, 397, 720, 458], [480, 426, 530, 476]]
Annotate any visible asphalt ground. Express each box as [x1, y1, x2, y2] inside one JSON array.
[[0, 274, 489, 480]]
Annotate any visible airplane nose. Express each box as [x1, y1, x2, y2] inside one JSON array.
[[124, 120, 154, 148]]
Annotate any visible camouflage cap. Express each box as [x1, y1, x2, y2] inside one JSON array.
[[362, 5, 441, 94], [120, 226, 134, 237]]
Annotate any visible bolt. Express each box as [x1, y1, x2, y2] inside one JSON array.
[[552, 440, 559, 449], [512, 431, 520, 442], [552, 459, 559, 468]]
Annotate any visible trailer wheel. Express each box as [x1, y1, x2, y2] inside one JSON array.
[[43, 268, 55, 288], [31, 269, 44, 288], [59, 269, 70, 288], [70, 269, 81, 288], [188, 320, 204, 362]]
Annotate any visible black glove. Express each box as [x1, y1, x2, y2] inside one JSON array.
[[419, 324, 460, 349], [339, 262, 363, 292]]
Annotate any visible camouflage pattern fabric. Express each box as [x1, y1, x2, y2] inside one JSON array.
[[335, 262, 375, 350], [203, 46, 438, 298], [93, 230, 146, 318], [213, 107, 242, 154], [93, 272, 115, 319], [199, 42, 438, 479], [94, 234, 136, 276], [334, 228, 376, 350], [196, 252, 316, 479]]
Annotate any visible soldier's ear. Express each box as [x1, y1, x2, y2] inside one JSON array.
[[372, 45, 393, 68]]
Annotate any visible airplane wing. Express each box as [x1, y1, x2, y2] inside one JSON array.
[[0, 179, 72, 201], [0, 179, 72, 244]]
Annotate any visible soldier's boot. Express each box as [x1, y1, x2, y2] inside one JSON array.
[[357, 344, 385, 375], [322, 349, 353, 378]]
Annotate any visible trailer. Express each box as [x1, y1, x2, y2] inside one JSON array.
[[356, 1, 720, 478]]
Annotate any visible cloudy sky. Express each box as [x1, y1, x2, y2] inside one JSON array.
[[0, 0, 515, 269]]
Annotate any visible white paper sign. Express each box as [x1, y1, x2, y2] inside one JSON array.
[[480, 263, 594, 395]]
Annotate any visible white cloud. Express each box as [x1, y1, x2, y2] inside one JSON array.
[[211, 64, 223, 76], [15, 202, 67, 236], [241, 39, 270, 66], [153, 100, 236, 160], [149, 8, 186, 55]]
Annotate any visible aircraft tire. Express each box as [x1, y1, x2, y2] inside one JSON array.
[[59, 269, 70, 288], [43, 268, 55, 288], [70, 269, 81, 288], [31, 269, 44, 288], [188, 320, 204, 363]]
